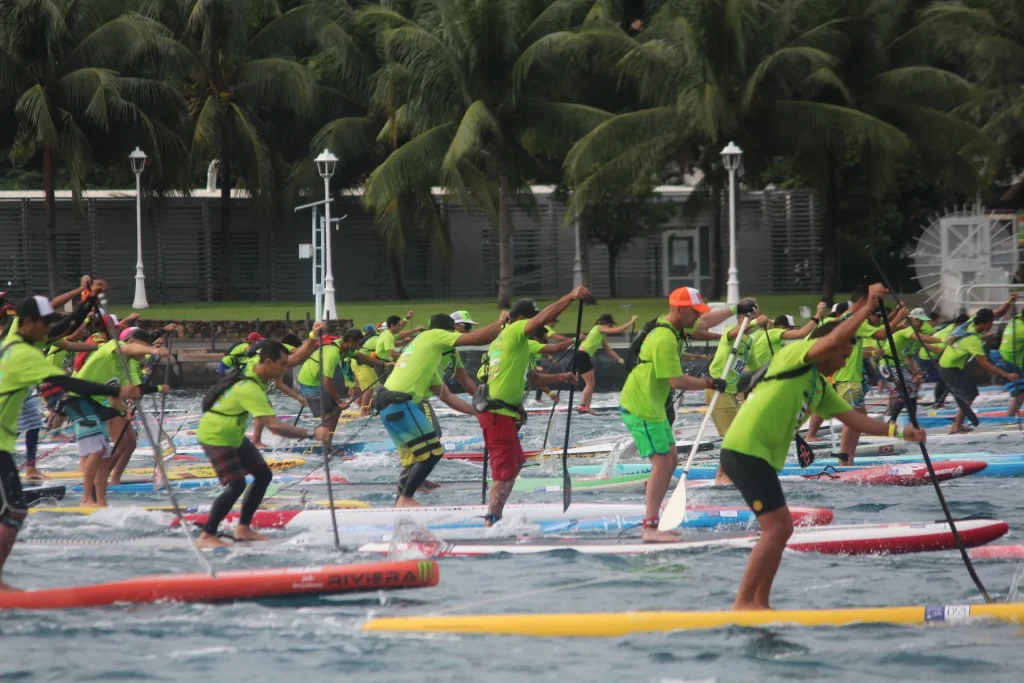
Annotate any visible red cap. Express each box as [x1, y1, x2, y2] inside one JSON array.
[[247, 332, 264, 343], [668, 286, 711, 313]]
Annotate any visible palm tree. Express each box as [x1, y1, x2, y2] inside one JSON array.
[[358, 0, 611, 308], [0, 0, 186, 296], [543, 0, 915, 301], [140, 0, 318, 299]]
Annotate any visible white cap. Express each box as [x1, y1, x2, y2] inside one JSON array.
[[783, 314, 796, 327], [450, 310, 479, 326], [909, 308, 930, 321]]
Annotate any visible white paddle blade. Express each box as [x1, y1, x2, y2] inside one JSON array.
[[658, 473, 688, 530]]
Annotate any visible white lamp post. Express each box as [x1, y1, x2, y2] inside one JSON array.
[[721, 141, 743, 305], [315, 149, 339, 320], [129, 147, 148, 309]]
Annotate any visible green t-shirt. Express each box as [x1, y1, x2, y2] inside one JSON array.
[[619, 317, 695, 422], [722, 340, 850, 470], [707, 324, 755, 393], [438, 347, 464, 378], [46, 345, 71, 372], [832, 318, 879, 383], [376, 329, 397, 359], [73, 340, 130, 399], [241, 343, 295, 376], [0, 335, 65, 452], [748, 328, 786, 372], [385, 329, 461, 403], [579, 325, 605, 357], [919, 323, 952, 361], [360, 334, 378, 357], [220, 342, 249, 369], [297, 343, 354, 387], [939, 322, 985, 370], [999, 317, 1024, 367], [196, 369, 275, 447], [485, 320, 532, 418], [878, 326, 920, 371], [528, 339, 545, 367]]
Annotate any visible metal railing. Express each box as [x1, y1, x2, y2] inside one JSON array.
[[955, 283, 1024, 314]]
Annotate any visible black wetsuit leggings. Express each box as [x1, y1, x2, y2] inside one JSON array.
[[200, 439, 273, 535]]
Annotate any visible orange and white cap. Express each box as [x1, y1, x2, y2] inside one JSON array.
[[668, 286, 711, 313]]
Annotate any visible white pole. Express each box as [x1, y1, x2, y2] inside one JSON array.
[[726, 166, 740, 305], [322, 175, 337, 320], [312, 208, 321, 321], [572, 211, 583, 289], [132, 169, 148, 309]]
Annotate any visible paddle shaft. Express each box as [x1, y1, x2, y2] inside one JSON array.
[[560, 300, 586, 511], [658, 316, 749, 532], [870, 288, 991, 603], [316, 329, 342, 550], [1014, 302, 1022, 436], [96, 296, 214, 577]]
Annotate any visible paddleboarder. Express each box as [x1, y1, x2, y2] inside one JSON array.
[[718, 283, 926, 610], [618, 287, 737, 543], [576, 313, 638, 414], [0, 295, 141, 589], [196, 342, 332, 549]]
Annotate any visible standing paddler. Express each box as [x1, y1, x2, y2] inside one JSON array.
[[618, 287, 737, 542], [719, 283, 925, 610], [196, 342, 332, 548], [0, 296, 141, 589]]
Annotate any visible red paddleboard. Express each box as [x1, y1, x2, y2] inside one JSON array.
[[797, 460, 986, 485], [0, 560, 438, 610], [969, 545, 1024, 560]]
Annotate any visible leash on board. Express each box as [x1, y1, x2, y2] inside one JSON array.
[[97, 295, 215, 577]]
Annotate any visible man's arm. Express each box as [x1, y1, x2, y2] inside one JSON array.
[[696, 305, 740, 331], [285, 322, 327, 367], [322, 377, 348, 407], [122, 345, 170, 361], [256, 415, 329, 441], [539, 339, 574, 354], [690, 330, 721, 341], [524, 286, 591, 336], [994, 293, 1017, 320], [836, 409, 926, 442], [455, 312, 512, 347], [598, 316, 638, 335], [453, 367, 478, 394], [49, 276, 91, 310], [808, 284, 885, 363], [54, 340, 99, 353], [276, 381, 306, 406], [432, 384, 474, 415], [975, 353, 1018, 381]]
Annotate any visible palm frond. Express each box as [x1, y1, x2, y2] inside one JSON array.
[[363, 122, 457, 215], [563, 106, 680, 184], [15, 84, 62, 150], [517, 101, 612, 158]]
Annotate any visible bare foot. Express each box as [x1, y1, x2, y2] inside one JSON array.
[[0, 580, 22, 592], [713, 475, 733, 486], [251, 442, 268, 450], [233, 524, 270, 542], [421, 480, 441, 492], [80, 500, 104, 508], [23, 468, 47, 481], [642, 528, 683, 543], [396, 495, 423, 508], [804, 436, 820, 443], [198, 532, 232, 549], [107, 478, 121, 486], [732, 601, 772, 611]]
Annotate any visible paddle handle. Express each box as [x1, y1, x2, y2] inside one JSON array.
[[658, 316, 749, 532], [316, 328, 342, 551]]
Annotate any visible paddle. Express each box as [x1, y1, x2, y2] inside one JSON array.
[[873, 295, 992, 603], [560, 300, 586, 512], [157, 334, 175, 461], [292, 405, 305, 427], [316, 327, 342, 551], [659, 316, 750, 532], [1014, 301, 1022, 436], [96, 295, 214, 577]]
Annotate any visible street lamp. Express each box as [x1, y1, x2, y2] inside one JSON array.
[[315, 149, 339, 320], [129, 147, 148, 309], [721, 141, 743, 305]]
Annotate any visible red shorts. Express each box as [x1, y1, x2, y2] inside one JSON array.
[[477, 412, 525, 481]]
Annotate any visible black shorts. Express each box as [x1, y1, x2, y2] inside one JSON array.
[[200, 438, 269, 485], [0, 450, 26, 531], [943, 367, 979, 404], [575, 350, 594, 374], [719, 448, 786, 517]]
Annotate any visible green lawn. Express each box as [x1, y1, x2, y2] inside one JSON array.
[[113, 293, 845, 326]]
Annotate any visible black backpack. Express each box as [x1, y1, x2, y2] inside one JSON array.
[[630, 319, 678, 360]]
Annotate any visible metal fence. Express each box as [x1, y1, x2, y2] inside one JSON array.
[[0, 186, 821, 303]]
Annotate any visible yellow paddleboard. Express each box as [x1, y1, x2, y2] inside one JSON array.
[[28, 499, 369, 516], [40, 457, 307, 481], [362, 603, 1024, 636]]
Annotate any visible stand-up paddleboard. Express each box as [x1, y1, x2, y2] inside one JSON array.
[[27, 499, 370, 517], [362, 600, 1024, 637], [23, 485, 66, 505], [358, 520, 1008, 557], [39, 457, 306, 481], [174, 503, 834, 532], [969, 545, 1024, 560], [0, 559, 438, 610]]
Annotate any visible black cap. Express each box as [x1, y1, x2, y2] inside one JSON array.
[[125, 328, 153, 343], [509, 299, 540, 320], [597, 313, 615, 325], [429, 313, 456, 331], [16, 295, 59, 323]]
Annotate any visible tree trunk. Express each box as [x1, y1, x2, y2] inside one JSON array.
[[578, 208, 596, 302], [821, 159, 838, 306], [707, 185, 722, 300], [389, 250, 408, 299], [219, 156, 233, 301], [607, 245, 619, 299], [43, 146, 59, 297], [496, 158, 513, 309]]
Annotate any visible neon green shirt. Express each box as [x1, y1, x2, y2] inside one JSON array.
[[220, 342, 249, 369], [376, 329, 397, 359], [0, 334, 65, 452], [919, 323, 952, 361], [385, 329, 461, 403], [619, 317, 696, 422], [999, 317, 1024, 367], [832, 318, 879, 383], [438, 347, 464, 379], [296, 343, 353, 387], [939, 323, 984, 370], [46, 345, 70, 372], [73, 340, 130, 400], [722, 340, 850, 470], [485, 320, 531, 418], [878, 326, 920, 371], [196, 369, 275, 447], [528, 339, 545, 367], [748, 328, 786, 372], [360, 334, 378, 357], [578, 326, 605, 357], [241, 343, 295, 376], [707, 324, 755, 394]]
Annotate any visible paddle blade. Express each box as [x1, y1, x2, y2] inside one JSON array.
[[562, 467, 572, 512], [658, 474, 687, 531]]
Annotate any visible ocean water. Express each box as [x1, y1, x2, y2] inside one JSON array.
[[3, 391, 1024, 682]]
